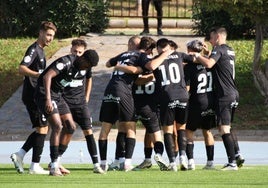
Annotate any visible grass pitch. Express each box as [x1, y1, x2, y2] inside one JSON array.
[[0, 164, 267, 188]]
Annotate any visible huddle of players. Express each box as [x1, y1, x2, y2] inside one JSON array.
[[99, 28, 244, 172]]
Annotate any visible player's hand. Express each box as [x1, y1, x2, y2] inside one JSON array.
[[45, 99, 53, 114]]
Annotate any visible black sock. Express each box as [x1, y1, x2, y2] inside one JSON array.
[[85, 134, 99, 164], [22, 131, 36, 152], [206, 145, 214, 161], [154, 141, 164, 155], [32, 133, 46, 163], [116, 132, 126, 160], [125, 137, 136, 159], [58, 144, 68, 156], [177, 130, 187, 156], [222, 133, 236, 163], [50, 145, 59, 162], [230, 129, 240, 155], [98, 140, 107, 161], [144, 147, 153, 158], [164, 133, 176, 163], [186, 143, 194, 159]]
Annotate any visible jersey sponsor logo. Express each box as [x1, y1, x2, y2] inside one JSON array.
[[168, 100, 187, 109], [201, 109, 215, 117], [103, 94, 120, 103], [56, 62, 64, 70], [23, 55, 31, 63], [69, 79, 83, 87]]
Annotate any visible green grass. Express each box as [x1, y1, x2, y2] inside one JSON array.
[[1, 164, 268, 188]]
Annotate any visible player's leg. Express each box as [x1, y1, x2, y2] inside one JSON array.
[[202, 129, 215, 170], [186, 129, 195, 170], [141, 0, 151, 34], [217, 101, 238, 170], [153, 0, 163, 35], [136, 131, 154, 169]]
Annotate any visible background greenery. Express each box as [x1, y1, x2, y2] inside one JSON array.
[[0, 0, 109, 38]]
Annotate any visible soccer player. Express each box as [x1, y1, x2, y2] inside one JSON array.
[[145, 38, 194, 171], [10, 21, 57, 174], [114, 37, 168, 171], [98, 36, 150, 172], [192, 27, 243, 170], [35, 49, 99, 176], [184, 39, 216, 170], [48, 39, 104, 174]]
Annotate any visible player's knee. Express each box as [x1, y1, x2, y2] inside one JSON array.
[[64, 120, 76, 134]]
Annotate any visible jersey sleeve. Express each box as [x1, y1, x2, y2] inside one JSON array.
[[109, 53, 123, 66], [184, 64, 191, 86], [20, 44, 37, 67], [210, 46, 222, 63], [137, 53, 151, 72], [86, 68, 92, 79], [49, 56, 71, 75], [181, 52, 194, 64]]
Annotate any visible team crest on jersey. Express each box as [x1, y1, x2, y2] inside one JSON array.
[[24, 55, 31, 63], [56, 62, 64, 70]]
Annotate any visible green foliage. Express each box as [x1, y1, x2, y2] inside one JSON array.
[[192, 1, 255, 39], [0, 0, 110, 38]]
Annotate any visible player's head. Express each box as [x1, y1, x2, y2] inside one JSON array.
[[71, 39, 87, 57], [156, 38, 171, 54], [209, 27, 227, 46], [75, 49, 99, 70], [168, 40, 178, 50], [128, 35, 141, 51], [38, 21, 57, 48], [186, 39, 203, 53], [139, 36, 156, 55]]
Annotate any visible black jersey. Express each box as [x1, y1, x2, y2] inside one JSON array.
[[184, 63, 214, 111], [210, 44, 239, 100], [37, 54, 86, 94], [62, 69, 92, 106], [104, 51, 150, 95], [153, 51, 193, 102], [20, 42, 46, 102]]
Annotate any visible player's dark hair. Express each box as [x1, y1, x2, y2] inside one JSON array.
[[210, 26, 227, 36], [71, 39, 87, 48], [156, 38, 169, 49], [168, 40, 178, 50], [139, 37, 156, 51], [82, 49, 99, 67], [39, 21, 57, 32], [186, 40, 203, 52]]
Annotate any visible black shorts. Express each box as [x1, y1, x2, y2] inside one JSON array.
[[69, 104, 92, 130], [24, 100, 47, 128], [215, 100, 238, 126], [186, 108, 216, 131], [35, 91, 70, 117], [135, 101, 160, 134], [99, 93, 136, 124], [160, 99, 188, 126]]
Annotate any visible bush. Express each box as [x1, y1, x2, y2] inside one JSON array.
[[0, 0, 110, 38], [192, 1, 255, 39]]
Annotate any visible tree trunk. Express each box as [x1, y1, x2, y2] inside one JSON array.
[[252, 23, 268, 105]]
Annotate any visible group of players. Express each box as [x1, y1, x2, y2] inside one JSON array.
[[10, 21, 244, 176]]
